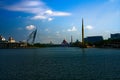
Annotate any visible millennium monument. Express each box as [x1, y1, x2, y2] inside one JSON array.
[[82, 18, 84, 45], [81, 18, 86, 48]]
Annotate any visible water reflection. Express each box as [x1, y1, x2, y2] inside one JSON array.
[[81, 48, 88, 79], [0, 48, 120, 80]]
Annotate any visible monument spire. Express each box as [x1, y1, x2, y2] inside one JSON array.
[[82, 18, 84, 45], [71, 35, 73, 44]]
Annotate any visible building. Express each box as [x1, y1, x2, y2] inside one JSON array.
[[103, 33, 120, 48], [0, 35, 6, 42], [0, 35, 27, 48], [110, 33, 120, 40], [8, 37, 16, 43], [61, 39, 69, 46], [84, 36, 103, 43]]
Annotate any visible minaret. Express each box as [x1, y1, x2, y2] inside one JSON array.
[[82, 18, 84, 45]]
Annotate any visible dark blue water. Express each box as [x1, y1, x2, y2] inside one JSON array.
[[0, 47, 120, 80]]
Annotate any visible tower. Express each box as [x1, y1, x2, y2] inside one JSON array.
[[27, 29, 37, 44], [71, 35, 73, 44], [82, 18, 84, 45]]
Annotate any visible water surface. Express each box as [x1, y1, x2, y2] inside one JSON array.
[[0, 47, 120, 80]]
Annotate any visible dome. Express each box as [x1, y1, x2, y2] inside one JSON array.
[[2, 37, 6, 41], [0, 35, 6, 41]]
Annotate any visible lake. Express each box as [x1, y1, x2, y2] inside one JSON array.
[[0, 47, 120, 80]]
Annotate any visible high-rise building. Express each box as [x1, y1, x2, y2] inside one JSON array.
[[84, 36, 103, 43], [111, 33, 120, 40]]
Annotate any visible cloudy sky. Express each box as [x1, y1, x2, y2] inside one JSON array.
[[0, 0, 120, 44]]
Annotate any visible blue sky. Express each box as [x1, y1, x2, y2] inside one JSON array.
[[0, 0, 120, 44]]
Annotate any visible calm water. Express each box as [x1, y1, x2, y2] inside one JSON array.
[[0, 47, 120, 80]]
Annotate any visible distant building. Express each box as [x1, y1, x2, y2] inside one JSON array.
[[0, 35, 6, 42], [8, 37, 16, 43], [61, 39, 69, 46], [49, 41, 53, 45], [0, 35, 27, 48], [110, 33, 120, 40], [84, 36, 103, 43], [71, 36, 73, 44]]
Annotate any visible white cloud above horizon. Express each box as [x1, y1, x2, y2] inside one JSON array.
[[67, 26, 77, 32], [48, 18, 53, 21], [26, 25, 36, 30], [4, 0, 71, 20], [85, 25, 94, 30]]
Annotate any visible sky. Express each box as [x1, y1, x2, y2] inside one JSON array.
[[0, 0, 120, 44]]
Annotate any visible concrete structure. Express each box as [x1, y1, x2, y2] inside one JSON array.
[[84, 36, 103, 43], [0, 35, 6, 42], [61, 39, 69, 46], [110, 33, 120, 40], [8, 37, 16, 43], [0, 35, 27, 48], [82, 18, 84, 45], [71, 35, 73, 44], [27, 29, 37, 44]]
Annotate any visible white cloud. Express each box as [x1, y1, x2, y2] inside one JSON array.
[[67, 26, 77, 32], [32, 15, 47, 20], [45, 10, 53, 15], [85, 25, 94, 30], [51, 11, 71, 16], [26, 25, 36, 30], [45, 10, 71, 16], [48, 18, 53, 21], [4, 1, 44, 13], [4, 0, 71, 20]]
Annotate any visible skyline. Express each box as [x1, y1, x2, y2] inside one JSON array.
[[0, 0, 120, 44]]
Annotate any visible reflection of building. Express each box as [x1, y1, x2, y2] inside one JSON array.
[[111, 33, 120, 40], [0, 35, 27, 48], [85, 36, 103, 43]]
